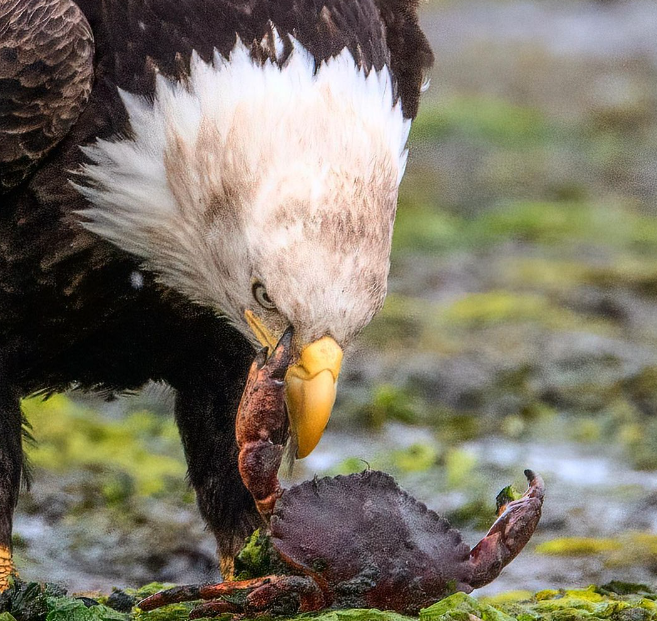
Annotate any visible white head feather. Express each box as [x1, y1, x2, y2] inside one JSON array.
[[75, 35, 411, 347]]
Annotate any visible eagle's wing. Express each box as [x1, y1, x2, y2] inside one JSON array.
[[71, 0, 429, 121], [373, 0, 434, 119], [0, 0, 94, 193]]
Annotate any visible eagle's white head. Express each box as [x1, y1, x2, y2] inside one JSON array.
[[76, 35, 411, 457]]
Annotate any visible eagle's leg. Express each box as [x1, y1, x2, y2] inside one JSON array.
[[0, 378, 23, 592], [171, 327, 263, 578], [174, 389, 262, 577], [235, 330, 292, 521]]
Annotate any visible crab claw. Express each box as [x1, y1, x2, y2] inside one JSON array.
[[468, 469, 545, 589], [237, 328, 293, 520]]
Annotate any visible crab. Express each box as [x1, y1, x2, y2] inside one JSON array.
[[139, 330, 545, 618]]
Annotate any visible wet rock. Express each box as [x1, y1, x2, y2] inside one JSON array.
[[106, 591, 135, 614]]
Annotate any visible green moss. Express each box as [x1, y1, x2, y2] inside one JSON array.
[[496, 485, 523, 512], [132, 603, 203, 621], [536, 533, 657, 565], [571, 418, 603, 444], [472, 201, 657, 250], [45, 597, 127, 621], [391, 443, 439, 473], [481, 592, 535, 607], [411, 96, 551, 149], [0, 579, 68, 621], [392, 205, 469, 255], [294, 611, 413, 621], [420, 592, 515, 621], [535, 537, 623, 556], [496, 586, 657, 621], [444, 449, 478, 489], [501, 258, 590, 292], [360, 384, 422, 429], [233, 529, 288, 580], [22, 395, 186, 499], [124, 585, 175, 601], [605, 533, 657, 568], [329, 457, 377, 476], [440, 290, 611, 332], [444, 497, 496, 530], [442, 291, 548, 326], [3, 580, 656, 621]]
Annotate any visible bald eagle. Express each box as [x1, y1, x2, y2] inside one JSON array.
[[0, 0, 433, 587]]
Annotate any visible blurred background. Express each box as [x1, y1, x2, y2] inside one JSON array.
[[14, 0, 657, 596]]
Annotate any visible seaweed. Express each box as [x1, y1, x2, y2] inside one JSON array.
[[1, 581, 655, 621]]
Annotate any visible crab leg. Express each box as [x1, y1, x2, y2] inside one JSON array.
[[468, 469, 545, 589], [189, 600, 240, 619], [139, 575, 324, 618], [236, 329, 293, 519], [138, 577, 276, 610], [189, 575, 324, 619]]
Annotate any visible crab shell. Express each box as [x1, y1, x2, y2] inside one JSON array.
[[270, 469, 474, 615]]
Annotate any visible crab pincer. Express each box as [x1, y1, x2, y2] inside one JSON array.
[[236, 328, 293, 519], [469, 469, 545, 588]]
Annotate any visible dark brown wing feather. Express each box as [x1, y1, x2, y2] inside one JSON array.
[[71, 0, 430, 121], [0, 0, 94, 192], [373, 0, 434, 118]]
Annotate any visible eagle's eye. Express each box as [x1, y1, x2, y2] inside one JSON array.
[[252, 282, 276, 310]]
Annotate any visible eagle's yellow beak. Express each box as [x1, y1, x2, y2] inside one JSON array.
[[245, 310, 343, 458], [285, 336, 342, 458]]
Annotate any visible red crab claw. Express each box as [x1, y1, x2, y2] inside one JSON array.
[[236, 328, 293, 520], [468, 469, 545, 589]]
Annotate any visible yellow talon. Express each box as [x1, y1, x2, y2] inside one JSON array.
[[0, 545, 14, 593], [219, 553, 235, 580]]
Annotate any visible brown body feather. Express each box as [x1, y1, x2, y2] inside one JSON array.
[[0, 0, 432, 567]]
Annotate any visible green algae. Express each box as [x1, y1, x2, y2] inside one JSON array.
[[45, 598, 127, 621], [132, 603, 203, 621], [21, 395, 187, 500], [421, 592, 515, 621], [233, 530, 288, 581], [2, 580, 656, 621], [535, 538, 623, 557], [535, 533, 657, 567], [290, 611, 413, 621], [493, 586, 657, 621]]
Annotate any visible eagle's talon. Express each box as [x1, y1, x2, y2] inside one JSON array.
[[0, 546, 15, 594]]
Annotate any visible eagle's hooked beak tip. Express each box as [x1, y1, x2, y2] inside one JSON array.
[[285, 336, 343, 458]]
